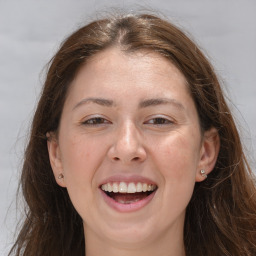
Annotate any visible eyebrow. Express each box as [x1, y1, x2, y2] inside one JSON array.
[[73, 97, 115, 110], [139, 98, 185, 110], [73, 97, 185, 111]]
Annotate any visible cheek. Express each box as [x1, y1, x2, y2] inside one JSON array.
[[61, 134, 101, 172], [59, 135, 105, 217], [59, 134, 104, 195], [62, 139, 87, 173], [152, 132, 201, 191], [158, 135, 199, 166]]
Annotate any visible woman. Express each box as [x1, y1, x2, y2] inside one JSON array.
[[9, 13, 256, 256]]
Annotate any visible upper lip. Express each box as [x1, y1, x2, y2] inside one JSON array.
[[99, 174, 158, 187]]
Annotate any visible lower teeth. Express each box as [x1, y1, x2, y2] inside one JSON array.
[[118, 198, 141, 204], [106, 191, 152, 204]]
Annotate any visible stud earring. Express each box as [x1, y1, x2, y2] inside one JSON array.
[[58, 173, 64, 179], [200, 169, 207, 178]]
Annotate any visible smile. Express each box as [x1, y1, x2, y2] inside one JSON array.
[[100, 181, 158, 212]]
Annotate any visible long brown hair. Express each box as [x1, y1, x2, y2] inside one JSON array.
[[9, 12, 256, 256]]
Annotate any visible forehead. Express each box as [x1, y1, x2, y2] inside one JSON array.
[[68, 47, 190, 99], [89, 48, 186, 80]]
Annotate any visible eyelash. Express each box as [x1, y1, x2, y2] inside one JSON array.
[[81, 116, 173, 127], [82, 117, 111, 126], [144, 117, 173, 126]]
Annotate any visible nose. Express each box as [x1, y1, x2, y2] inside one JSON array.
[[107, 121, 147, 164]]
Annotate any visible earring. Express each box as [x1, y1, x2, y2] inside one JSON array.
[[200, 169, 207, 178], [58, 173, 64, 179]]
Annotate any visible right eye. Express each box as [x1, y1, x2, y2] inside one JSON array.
[[82, 117, 111, 126]]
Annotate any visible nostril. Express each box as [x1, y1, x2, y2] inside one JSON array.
[[113, 157, 120, 161], [132, 157, 140, 161]]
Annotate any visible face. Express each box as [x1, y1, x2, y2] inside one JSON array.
[[48, 47, 219, 250]]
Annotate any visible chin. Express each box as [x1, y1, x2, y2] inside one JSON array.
[[106, 226, 157, 247], [96, 215, 161, 245]]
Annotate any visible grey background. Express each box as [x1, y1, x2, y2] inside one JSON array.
[[1, 0, 255, 254]]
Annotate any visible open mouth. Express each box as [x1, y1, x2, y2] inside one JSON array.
[[100, 182, 157, 204]]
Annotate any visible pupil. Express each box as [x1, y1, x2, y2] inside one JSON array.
[[93, 117, 103, 124], [155, 118, 165, 124]]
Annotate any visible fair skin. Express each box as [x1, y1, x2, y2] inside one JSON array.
[[48, 47, 219, 256]]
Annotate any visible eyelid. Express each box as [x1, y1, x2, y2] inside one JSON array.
[[144, 115, 175, 125], [81, 114, 111, 126]]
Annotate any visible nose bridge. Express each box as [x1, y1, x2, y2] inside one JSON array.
[[109, 119, 146, 163], [120, 120, 138, 148]]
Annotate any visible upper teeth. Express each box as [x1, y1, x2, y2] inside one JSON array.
[[101, 182, 157, 193]]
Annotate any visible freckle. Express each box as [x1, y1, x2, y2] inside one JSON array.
[[85, 152, 91, 158]]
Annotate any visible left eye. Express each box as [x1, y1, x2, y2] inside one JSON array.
[[82, 117, 110, 126], [145, 117, 173, 125]]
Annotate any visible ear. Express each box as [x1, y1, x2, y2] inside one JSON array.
[[196, 127, 220, 182], [46, 132, 66, 187]]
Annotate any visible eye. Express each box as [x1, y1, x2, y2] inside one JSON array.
[[145, 117, 173, 125], [82, 117, 111, 126]]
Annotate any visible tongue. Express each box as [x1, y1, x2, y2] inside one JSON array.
[[108, 192, 150, 204]]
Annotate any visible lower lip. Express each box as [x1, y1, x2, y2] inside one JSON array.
[[100, 189, 156, 213]]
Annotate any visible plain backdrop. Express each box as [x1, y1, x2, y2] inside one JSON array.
[[1, 0, 255, 254]]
